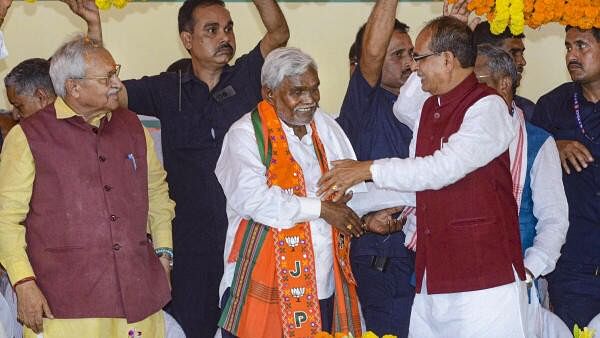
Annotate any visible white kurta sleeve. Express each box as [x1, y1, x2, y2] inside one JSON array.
[[371, 95, 515, 192], [215, 119, 321, 229], [525, 137, 569, 278], [393, 72, 430, 131], [347, 182, 415, 216]]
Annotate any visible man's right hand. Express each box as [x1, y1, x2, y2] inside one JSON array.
[[15, 280, 54, 333], [320, 193, 364, 238], [556, 140, 594, 174]]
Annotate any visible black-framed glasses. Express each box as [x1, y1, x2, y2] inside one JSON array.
[[74, 64, 121, 85], [411, 52, 440, 63]]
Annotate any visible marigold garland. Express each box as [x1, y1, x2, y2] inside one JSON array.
[[450, 0, 600, 32]]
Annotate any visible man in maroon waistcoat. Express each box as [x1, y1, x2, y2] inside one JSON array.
[[319, 16, 528, 337], [0, 36, 174, 338]]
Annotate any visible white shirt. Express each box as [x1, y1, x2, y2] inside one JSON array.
[[510, 105, 569, 278], [350, 72, 515, 213], [215, 108, 364, 301], [363, 76, 568, 280]]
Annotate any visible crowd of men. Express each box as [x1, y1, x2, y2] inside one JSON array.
[[0, 0, 598, 336]]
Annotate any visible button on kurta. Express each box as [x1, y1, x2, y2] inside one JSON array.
[[99, 155, 106, 162], [112, 244, 121, 251], [110, 215, 118, 221], [104, 185, 112, 192]]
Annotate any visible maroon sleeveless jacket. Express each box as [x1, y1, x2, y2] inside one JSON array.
[[20, 103, 170, 322], [414, 74, 525, 294]]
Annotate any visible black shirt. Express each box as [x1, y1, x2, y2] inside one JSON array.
[[337, 67, 413, 258], [532, 82, 600, 264], [124, 44, 264, 255]]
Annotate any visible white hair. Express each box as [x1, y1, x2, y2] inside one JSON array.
[[261, 47, 318, 90], [49, 35, 103, 98]]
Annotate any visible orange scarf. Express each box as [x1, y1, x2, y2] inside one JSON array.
[[220, 100, 362, 338]]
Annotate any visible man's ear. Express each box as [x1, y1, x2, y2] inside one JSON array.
[[34, 88, 52, 105], [262, 86, 274, 104], [499, 76, 513, 98], [65, 79, 79, 99], [180, 31, 193, 51], [441, 51, 455, 71]]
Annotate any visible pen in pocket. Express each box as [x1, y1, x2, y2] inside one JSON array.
[[127, 153, 137, 171]]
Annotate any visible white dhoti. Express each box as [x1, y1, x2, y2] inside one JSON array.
[[409, 271, 527, 338]]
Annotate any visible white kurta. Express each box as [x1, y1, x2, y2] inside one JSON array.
[[351, 73, 527, 337], [509, 104, 569, 279], [215, 108, 365, 301], [400, 103, 570, 278]]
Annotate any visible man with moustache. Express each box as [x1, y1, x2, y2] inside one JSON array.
[[318, 16, 527, 337], [473, 21, 536, 120], [532, 26, 600, 329], [216, 47, 364, 338], [69, 0, 289, 335], [335, 0, 414, 335], [0, 36, 174, 338]]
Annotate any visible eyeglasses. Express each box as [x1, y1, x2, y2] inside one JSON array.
[[73, 64, 121, 86], [411, 52, 440, 63]]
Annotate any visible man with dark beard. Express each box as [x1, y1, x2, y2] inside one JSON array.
[[532, 26, 600, 330]]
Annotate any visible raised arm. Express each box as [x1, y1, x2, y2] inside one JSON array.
[[254, 0, 289, 57], [360, 0, 398, 87], [62, 0, 103, 42]]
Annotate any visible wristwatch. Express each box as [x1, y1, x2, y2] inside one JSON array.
[[155, 247, 174, 268]]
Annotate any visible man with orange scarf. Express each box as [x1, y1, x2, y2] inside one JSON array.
[[215, 47, 366, 338]]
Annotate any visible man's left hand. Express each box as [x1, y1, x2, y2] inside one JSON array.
[[158, 256, 172, 290], [317, 160, 373, 202], [363, 206, 406, 235]]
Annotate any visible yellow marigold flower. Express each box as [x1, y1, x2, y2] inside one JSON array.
[[491, 0, 511, 34], [362, 331, 379, 338], [509, 0, 525, 35], [112, 0, 128, 9], [382, 335, 398, 338], [23, 0, 36, 3], [95, 0, 111, 10]]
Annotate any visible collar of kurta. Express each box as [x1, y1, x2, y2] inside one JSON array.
[[54, 97, 111, 127], [435, 72, 478, 108]]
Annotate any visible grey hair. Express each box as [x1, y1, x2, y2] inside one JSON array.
[[261, 47, 318, 90], [49, 35, 103, 98], [4, 58, 55, 97], [476, 44, 519, 93]]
